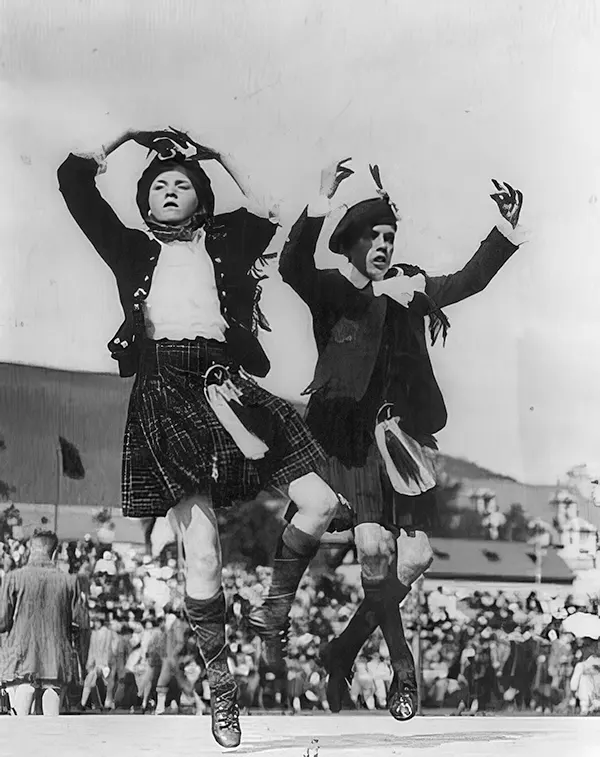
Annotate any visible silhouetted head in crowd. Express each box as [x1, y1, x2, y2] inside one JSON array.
[[28, 529, 59, 561]]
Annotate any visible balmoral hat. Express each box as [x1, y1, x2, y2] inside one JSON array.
[[328, 197, 397, 254]]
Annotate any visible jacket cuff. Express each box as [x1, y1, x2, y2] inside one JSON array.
[[71, 149, 108, 175], [245, 196, 280, 224], [307, 195, 332, 217], [495, 216, 530, 246]]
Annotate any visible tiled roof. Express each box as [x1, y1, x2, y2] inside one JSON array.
[[428, 537, 574, 584]]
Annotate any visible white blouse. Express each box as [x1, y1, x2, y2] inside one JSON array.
[[143, 233, 227, 342]]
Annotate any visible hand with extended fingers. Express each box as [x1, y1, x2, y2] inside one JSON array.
[[129, 127, 221, 162], [320, 157, 354, 199], [490, 179, 523, 229]]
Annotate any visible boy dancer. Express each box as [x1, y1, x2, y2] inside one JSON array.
[[279, 158, 527, 719]]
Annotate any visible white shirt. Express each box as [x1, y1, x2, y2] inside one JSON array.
[[143, 233, 227, 342], [339, 258, 426, 308]]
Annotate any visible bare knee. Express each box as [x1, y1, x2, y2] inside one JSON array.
[[396, 530, 433, 584], [185, 547, 221, 584], [169, 496, 222, 585], [359, 553, 390, 584], [355, 523, 394, 583], [288, 472, 339, 521]]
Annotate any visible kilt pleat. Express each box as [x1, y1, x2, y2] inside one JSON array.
[[121, 338, 325, 518], [322, 445, 438, 532]]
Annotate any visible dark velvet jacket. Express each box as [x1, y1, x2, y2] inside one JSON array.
[[57, 154, 277, 378], [279, 209, 519, 441]]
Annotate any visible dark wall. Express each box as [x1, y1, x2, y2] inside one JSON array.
[[0, 362, 131, 506]]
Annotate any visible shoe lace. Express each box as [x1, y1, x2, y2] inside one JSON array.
[[389, 674, 418, 713], [267, 624, 290, 644], [399, 676, 418, 695], [248, 603, 290, 635], [389, 673, 418, 703], [213, 687, 240, 730]]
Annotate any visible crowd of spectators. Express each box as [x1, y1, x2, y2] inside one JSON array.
[[417, 585, 600, 714], [2, 529, 600, 716]]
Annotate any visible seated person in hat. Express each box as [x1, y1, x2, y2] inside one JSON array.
[[81, 611, 115, 710], [279, 157, 528, 720], [58, 127, 341, 747]]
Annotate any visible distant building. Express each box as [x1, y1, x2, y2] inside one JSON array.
[[457, 481, 599, 572], [549, 487, 598, 570]]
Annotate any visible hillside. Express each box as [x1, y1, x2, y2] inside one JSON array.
[[437, 455, 517, 483]]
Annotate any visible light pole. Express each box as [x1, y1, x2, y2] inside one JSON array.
[[413, 575, 425, 715], [529, 523, 550, 585], [535, 538, 543, 585], [54, 443, 62, 535]]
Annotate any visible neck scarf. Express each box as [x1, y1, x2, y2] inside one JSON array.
[[146, 213, 209, 244], [340, 260, 450, 347]]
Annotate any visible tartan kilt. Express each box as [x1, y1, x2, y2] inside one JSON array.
[[322, 442, 438, 534], [122, 338, 325, 518], [304, 395, 438, 534]]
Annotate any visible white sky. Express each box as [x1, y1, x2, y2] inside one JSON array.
[[1, 0, 599, 484]]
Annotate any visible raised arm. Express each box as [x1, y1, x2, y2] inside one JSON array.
[[426, 179, 527, 308], [426, 227, 519, 307], [57, 129, 141, 273], [197, 142, 281, 273], [218, 151, 279, 223], [279, 158, 354, 308], [279, 209, 327, 308]]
